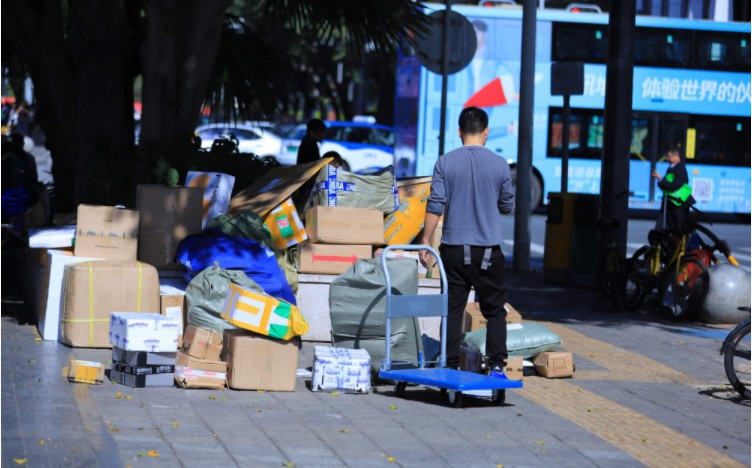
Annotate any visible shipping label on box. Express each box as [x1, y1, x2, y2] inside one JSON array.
[[298, 243, 372, 275], [63, 360, 105, 384], [312, 346, 371, 393], [175, 366, 227, 390], [75, 205, 139, 261], [109, 312, 180, 352], [182, 325, 223, 361], [176, 352, 227, 373], [186, 171, 236, 228], [221, 283, 308, 341], [223, 329, 299, 391], [533, 351, 574, 379], [60, 260, 160, 348], [305, 206, 384, 245], [263, 197, 307, 249], [136, 185, 203, 269]]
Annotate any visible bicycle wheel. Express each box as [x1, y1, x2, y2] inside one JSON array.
[[659, 257, 710, 320], [624, 246, 652, 310], [598, 250, 624, 311], [724, 321, 751, 399]]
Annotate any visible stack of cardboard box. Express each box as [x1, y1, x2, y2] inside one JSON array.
[[174, 325, 227, 389]]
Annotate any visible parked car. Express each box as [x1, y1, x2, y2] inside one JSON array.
[[195, 122, 283, 160], [277, 119, 396, 174]]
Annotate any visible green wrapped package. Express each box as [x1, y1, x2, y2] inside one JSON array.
[[308, 165, 399, 215], [462, 323, 562, 359]]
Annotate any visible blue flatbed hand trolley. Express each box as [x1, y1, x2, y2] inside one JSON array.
[[378, 245, 522, 408]]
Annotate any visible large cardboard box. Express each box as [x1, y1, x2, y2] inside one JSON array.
[[185, 171, 236, 228], [109, 312, 180, 352], [176, 351, 227, 373], [263, 197, 307, 249], [160, 278, 187, 346], [533, 351, 574, 378], [223, 330, 299, 391], [305, 206, 384, 245], [136, 185, 203, 269], [75, 205, 139, 261], [182, 325, 223, 361], [60, 261, 160, 348], [298, 243, 372, 275], [462, 302, 523, 332], [174, 367, 227, 390], [221, 283, 308, 341]]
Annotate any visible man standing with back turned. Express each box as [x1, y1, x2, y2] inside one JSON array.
[[419, 106, 514, 377]]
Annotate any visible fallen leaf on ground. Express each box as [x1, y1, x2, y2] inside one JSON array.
[[137, 452, 146, 458], [331, 392, 340, 396], [147, 450, 159, 457], [115, 392, 123, 399], [282, 463, 295, 467], [39, 439, 45, 446], [339, 429, 348, 433], [170, 422, 180, 429], [484, 435, 491, 439], [208, 395, 217, 400], [389, 404, 397, 410], [124, 396, 133, 400], [387, 457, 395, 462], [27, 360, 35, 364], [257, 390, 266, 393], [535, 440, 544, 445], [35, 338, 42, 342], [13, 458, 27, 465]]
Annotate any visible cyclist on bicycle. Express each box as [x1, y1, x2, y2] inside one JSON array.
[[651, 144, 695, 233]]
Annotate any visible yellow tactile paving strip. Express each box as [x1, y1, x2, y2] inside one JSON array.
[[515, 320, 744, 468]]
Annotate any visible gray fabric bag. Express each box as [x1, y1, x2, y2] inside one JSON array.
[[329, 258, 423, 372]]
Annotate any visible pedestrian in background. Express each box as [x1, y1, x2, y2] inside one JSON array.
[[418, 106, 514, 377], [296, 118, 326, 165], [652, 144, 694, 231]]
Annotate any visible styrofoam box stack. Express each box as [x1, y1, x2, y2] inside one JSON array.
[[312, 346, 371, 394]]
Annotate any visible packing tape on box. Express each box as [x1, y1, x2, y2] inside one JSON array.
[[61, 261, 146, 347], [221, 283, 308, 340]]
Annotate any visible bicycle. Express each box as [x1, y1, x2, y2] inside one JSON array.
[[596, 218, 631, 312], [721, 307, 751, 399]]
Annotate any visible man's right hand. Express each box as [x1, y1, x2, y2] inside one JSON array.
[[419, 247, 431, 268]]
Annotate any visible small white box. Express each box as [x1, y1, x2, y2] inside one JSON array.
[[312, 346, 371, 393], [109, 312, 180, 352]]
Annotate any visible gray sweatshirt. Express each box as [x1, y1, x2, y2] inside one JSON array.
[[426, 145, 514, 246]]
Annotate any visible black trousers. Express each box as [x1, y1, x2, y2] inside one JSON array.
[[439, 244, 508, 368]]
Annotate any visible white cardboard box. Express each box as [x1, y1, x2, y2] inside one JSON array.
[[312, 346, 371, 393], [109, 312, 180, 352]]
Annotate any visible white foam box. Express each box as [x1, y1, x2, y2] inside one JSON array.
[[312, 346, 371, 393], [109, 312, 180, 352]]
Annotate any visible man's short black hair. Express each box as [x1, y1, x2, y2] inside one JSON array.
[[306, 118, 326, 134], [458, 107, 488, 135]]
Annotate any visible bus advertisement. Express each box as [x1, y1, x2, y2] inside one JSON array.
[[394, 5, 751, 214]]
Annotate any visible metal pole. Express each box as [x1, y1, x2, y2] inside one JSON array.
[[438, 1, 451, 157], [560, 94, 570, 193], [513, 0, 536, 271]]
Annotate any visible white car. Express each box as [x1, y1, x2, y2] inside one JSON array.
[[195, 122, 283, 160]]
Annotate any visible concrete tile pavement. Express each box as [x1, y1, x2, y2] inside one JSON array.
[[2, 267, 750, 467]]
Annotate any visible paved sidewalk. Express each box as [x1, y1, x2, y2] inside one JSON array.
[[2, 268, 750, 467]]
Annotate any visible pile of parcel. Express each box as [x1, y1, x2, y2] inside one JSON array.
[[29, 156, 572, 395]]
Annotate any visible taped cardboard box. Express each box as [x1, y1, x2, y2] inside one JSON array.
[[305, 206, 384, 245], [63, 360, 105, 384], [185, 171, 236, 228], [384, 177, 431, 246], [75, 205, 139, 261], [109, 312, 180, 352], [175, 366, 227, 390], [112, 347, 177, 366], [160, 278, 187, 346], [221, 283, 308, 341], [312, 346, 371, 393], [463, 302, 523, 333], [182, 325, 223, 361], [298, 242, 372, 275], [60, 261, 160, 348], [307, 164, 399, 214], [374, 249, 426, 277], [176, 352, 227, 373], [136, 185, 203, 270], [263, 197, 307, 249], [533, 351, 574, 378], [396, 176, 432, 201], [110, 367, 175, 388], [223, 329, 299, 391]]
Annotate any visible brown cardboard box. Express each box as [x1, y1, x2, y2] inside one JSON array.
[[136, 185, 203, 270], [306, 206, 384, 245], [533, 351, 574, 378], [75, 205, 139, 261], [504, 303, 523, 323], [229, 158, 333, 218], [60, 260, 160, 348], [223, 329, 299, 391], [176, 351, 227, 373], [160, 280, 186, 347], [462, 303, 522, 332], [182, 325, 223, 361], [298, 243, 372, 275], [63, 360, 105, 384], [396, 176, 432, 200], [504, 356, 524, 381]]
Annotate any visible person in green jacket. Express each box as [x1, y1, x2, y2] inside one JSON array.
[[651, 145, 694, 231]]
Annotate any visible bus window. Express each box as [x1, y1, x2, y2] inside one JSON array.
[[552, 23, 608, 63], [634, 28, 691, 68], [547, 108, 603, 159], [690, 116, 751, 167], [630, 118, 652, 162], [657, 118, 686, 163], [696, 33, 750, 71]]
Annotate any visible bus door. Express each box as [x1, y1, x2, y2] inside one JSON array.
[[630, 113, 687, 204]]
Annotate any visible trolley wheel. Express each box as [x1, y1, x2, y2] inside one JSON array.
[[491, 389, 506, 406], [446, 390, 463, 408], [394, 381, 407, 397]]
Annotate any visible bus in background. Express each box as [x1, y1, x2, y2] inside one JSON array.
[[393, 5, 750, 214]]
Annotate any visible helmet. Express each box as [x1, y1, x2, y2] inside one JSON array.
[[2, 187, 32, 217]]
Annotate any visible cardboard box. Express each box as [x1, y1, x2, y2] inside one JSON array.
[[375, 249, 427, 277], [223, 330, 299, 391], [463, 303, 523, 332], [29, 225, 76, 249], [221, 283, 308, 341], [307, 164, 400, 214], [182, 325, 223, 361], [109, 312, 180, 352], [63, 360, 105, 384], [176, 351, 227, 373], [504, 303, 523, 323], [533, 352, 574, 378], [174, 366, 227, 390], [384, 182, 430, 245], [396, 176, 432, 201], [229, 158, 333, 218], [59, 261, 160, 348], [305, 206, 384, 245], [263, 197, 307, 249], [112, 347, 177, 366], [504, 356, 524, 381], [110, 368, 175, 387], [312, 346, 371, 393], [160, 278, 186, 346], [136, 185, 203, 269], [75, 205, 139, 261], [298, 243, 372, 275], [185, 171, 236, 228], [38, 250, 104, 340]]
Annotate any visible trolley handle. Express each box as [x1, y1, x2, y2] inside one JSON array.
[[380, 245, 448, 297]]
